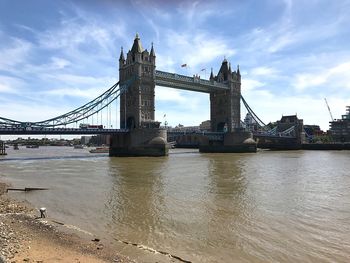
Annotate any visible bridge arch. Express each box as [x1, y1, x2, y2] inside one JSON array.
[[217, 122, 228, 132], [126, 116, 136, 130]]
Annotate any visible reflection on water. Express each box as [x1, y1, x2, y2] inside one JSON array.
[[1, 147, 350, 262], [105, 157, 167, 243]]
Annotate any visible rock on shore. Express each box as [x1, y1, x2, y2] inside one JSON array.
[[0, 182, 132, 263]]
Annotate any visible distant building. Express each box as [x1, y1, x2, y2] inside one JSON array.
[[89, 134, 110, 146], [243, 113, 258, 132], [81, 136, 92, 145], [304, 125, 324, 137], [277, 115, 304, 141], [330, 106, 350, 142], [199, 120, 211, 131], [171, 124, 200, 132]]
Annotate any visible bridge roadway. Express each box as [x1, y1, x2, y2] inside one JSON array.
[[0, 126, 226, 141], [155, 70, 229, 93], [167, 130, 224, 141], [0, 127, 128, 135]]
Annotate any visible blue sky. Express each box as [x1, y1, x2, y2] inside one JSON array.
[[1, 0, 350, 132]]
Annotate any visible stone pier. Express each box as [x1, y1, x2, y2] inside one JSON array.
[[109, 128, 169, 157], [199, 129, 257, 153]]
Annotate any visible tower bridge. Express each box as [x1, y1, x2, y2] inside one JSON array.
[[0, 34, 301, 156]]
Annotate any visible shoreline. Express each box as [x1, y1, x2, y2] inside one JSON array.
[[0, 181, 133, 263]]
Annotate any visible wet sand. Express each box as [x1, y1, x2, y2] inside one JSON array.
[[0, 182, 133, 263]]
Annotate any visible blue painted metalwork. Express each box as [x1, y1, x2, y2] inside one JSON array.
[[0, 76, 136, 134]]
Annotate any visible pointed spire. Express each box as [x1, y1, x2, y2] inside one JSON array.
[[131, 33, 143, 53], [210, 67, 214, 80], [119, 46, 125, 61], [237, 64, 240, 75], [228, 62, 232, 73], [150, 42, 155, 57]]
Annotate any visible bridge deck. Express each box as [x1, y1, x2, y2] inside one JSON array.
[[155, 70, 230, 93], [0, 128, 128, 135]]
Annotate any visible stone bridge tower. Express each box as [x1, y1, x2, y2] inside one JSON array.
[[209, 59, 241, 132], [119, 34, 156, 129]]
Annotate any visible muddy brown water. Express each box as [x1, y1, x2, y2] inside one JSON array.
[[1, 146, 350, 262]]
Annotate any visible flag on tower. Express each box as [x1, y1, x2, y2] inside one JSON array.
[[181, 64, 187, 67], [201, 68, 206, 71]]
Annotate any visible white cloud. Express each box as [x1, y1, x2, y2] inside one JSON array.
[[159, 31, 236, 72], [155, 85, 210, 126], [0, 37, 32, 70], [36, 6, 127, 61], [0, 99, 73, 122], [294, 62, 350, 91], [43, 73, 110, 85], [239, 1, 349, 56], [41, 88, 100, 99], [155, 86, 186, 103], [0, 76, 24, 94], [241, 79, 265, 92], [50, 57, 71, 69], [250, 66, 278, 76], [0, 83, 13, 93]]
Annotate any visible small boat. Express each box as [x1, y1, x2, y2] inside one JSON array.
[[74, 145, 85, 149], [89, 147, 109, 153], [26, 145, 39, 148]]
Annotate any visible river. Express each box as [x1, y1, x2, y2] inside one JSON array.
[[1, 146, 349, 262]]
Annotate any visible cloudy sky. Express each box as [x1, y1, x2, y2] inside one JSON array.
[[1, 0, 350, 132]]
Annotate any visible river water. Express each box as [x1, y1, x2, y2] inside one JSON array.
[[1, 146, 349, 262]]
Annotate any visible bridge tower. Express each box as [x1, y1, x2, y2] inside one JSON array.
[[110, 34, 168, 157], [209, 59, 241, 132], [119, 33, 157, 129]]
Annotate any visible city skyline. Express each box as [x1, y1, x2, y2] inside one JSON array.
[[1, 0, 350, 132]]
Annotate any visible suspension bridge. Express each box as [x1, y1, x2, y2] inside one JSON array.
[[0, 34, 302, 155]]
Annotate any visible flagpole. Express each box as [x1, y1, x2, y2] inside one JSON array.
[[200, 68, 206, 79]]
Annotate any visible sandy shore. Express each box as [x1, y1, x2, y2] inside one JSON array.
[[0, 182, 133, 263]]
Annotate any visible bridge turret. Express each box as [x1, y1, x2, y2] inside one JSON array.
[[119, 47, 125, 67], [209, 68, 214, 82], [150, 42, 155, 58], [237, 65, 241, 81], [131, 33, 143, 53], [218, 58, 231, 81]]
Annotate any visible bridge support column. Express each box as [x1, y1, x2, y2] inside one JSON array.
[[199, 129, 257, 153], [0, 141, 6, 155], [109, 128, 169, 157]]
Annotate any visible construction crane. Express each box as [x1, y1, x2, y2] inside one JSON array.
[[324, 98, 334, 121]]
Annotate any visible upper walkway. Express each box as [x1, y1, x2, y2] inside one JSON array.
[[155, 70, 230, 93]]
